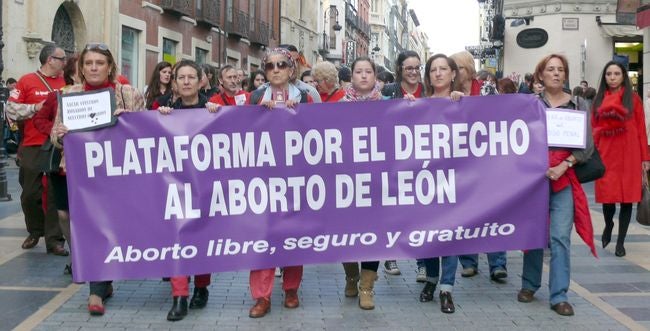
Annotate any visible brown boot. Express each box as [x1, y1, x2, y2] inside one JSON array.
[[342, 262, 360, 297], [358, 269, 376, 310]]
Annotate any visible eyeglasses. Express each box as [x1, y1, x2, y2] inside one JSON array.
[[85, 43, 109, 51], [264, 61, 291, 71], [51, 55, 66, 62], [403, 65, 423, 73]]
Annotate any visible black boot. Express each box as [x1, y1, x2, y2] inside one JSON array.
[[166, 296, 188, 321], [419, 281, 436, 302], [189, 287, 209, 309]]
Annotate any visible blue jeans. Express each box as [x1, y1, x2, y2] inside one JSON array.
[[421, 256, 458, 293], [459, 252, 507, 273], [521, 186, 573, 306]]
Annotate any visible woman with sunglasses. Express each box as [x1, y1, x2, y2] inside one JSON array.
[[50, 42, 145, 316], [157, 59, 219, 321], [144, 61, 172, 109], [339, 56, 383, 310], [417, 54, 465, 314], [247, 48, 312, 319]]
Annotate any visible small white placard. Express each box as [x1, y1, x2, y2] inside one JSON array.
[[60, 89, 115, 131], [546, 108, 587, 148]]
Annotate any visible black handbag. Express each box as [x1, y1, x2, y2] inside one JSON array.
[[574, 148, 606, 183], [637, 175, 650, 226], [37, 140, 62, 173]]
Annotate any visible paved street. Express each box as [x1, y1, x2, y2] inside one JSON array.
[[1, 160, 650, 330]]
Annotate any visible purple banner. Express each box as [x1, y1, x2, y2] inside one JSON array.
[[65, 94, 550, 282]]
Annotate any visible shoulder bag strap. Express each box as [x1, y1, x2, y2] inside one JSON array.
[[34, 72, 54, 92]]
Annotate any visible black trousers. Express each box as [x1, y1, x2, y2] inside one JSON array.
[[18, 145, 63, 248]]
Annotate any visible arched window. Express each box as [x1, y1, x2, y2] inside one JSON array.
[[52, 5, 75, 55]]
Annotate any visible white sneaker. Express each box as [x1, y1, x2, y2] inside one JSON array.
[[383, 260, 401, 275], [416, 266, 426, 282]]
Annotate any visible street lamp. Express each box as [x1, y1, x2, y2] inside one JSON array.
[[322, 5, 342, 52]]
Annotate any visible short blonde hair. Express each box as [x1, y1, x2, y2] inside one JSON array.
[[450, 51, 477, 80], [312, 61, 338, 86]]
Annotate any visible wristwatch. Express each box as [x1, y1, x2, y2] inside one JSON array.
[[564, 159, 574, 167]]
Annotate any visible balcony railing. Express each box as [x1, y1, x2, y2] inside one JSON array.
[[196, 0, 220, 27], [359, 20, 370, 38], [345, 3, 359, 30], [225, 7, 249, 38], [249, 19, 269, 46], [370, 13, 384, 26], [318, 32, 330, 55], [161, 0, 194, 17]]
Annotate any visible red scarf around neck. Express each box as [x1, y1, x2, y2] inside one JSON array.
[[84, 80, 115, 91]]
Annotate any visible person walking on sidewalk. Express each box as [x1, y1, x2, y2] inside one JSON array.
[[32, 53, 80, 275], [157, 60, 219, 321], [247, 48, 313, 318], [6, 44, 67, 256], [518, 54, 596, 317], [591, 61, 650, 257], [52, 42, 145, 316]]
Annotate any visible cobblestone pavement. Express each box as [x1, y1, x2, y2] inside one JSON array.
[[1, 164, 650, 330]]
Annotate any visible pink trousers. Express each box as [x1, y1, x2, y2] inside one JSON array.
[[170, 274, 211, 297], [249, 266, 303, 300]]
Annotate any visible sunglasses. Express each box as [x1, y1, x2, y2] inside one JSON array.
[[51, 55, 66, 62], [264, 61, 291, 71], [85, 43, 109, 51]]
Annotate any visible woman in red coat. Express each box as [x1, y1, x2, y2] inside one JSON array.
[[592, 61, 650, 257]]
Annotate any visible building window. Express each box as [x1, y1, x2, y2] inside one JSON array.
[[196, 47, 208, 64], [250, 0, 256, 30], [163, 38, 177, 64], [226, 0, 233, 22], [121, 26, 139, 87], [227, 56, 238, 67]]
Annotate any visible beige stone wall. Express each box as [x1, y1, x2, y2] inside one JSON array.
[[2, 0, 109, 80], [280, 0, 320, 69]]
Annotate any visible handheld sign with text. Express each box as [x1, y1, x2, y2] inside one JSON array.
[[59, 88, 117, 132], [545, 108, 587, 149]]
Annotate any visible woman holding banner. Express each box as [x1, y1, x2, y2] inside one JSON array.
[[157, 59, 219, 321], [51, 43, 145, 316], [450, 50, 508, 281], [417, 54, 464, 314], [518, 54, 595, 316], [247, 48, 313, 318], [338, 56, 384, 310], [592, 61, 650, 257], [380, 50, 425, 278]]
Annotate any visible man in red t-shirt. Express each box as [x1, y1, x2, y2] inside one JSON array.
[[209, 65, 249, 106], [6, 44, 67, 255]]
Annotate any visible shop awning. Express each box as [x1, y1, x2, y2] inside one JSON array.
[[599, 24, 642, 37]]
